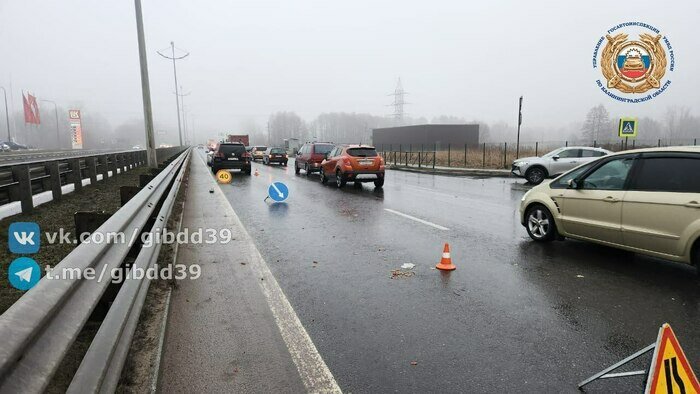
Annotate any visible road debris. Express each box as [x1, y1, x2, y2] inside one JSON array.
[[401, 263, 415, 270], [391, 269, 415, 279]]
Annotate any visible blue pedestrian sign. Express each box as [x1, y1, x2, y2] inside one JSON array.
[[268, 182, 289, 202]]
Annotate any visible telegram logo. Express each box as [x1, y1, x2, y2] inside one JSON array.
[[8, 257, 41, 291]]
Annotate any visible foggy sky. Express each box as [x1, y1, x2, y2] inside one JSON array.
[[1, 0, 698, 143]]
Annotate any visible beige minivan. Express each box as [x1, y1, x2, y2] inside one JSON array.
[[520, 146, 700, 268]]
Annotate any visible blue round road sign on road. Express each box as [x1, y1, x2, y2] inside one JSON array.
[[268, 182, 289, 202], [8, 257, 41, 291]]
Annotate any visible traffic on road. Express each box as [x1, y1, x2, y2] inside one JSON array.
[[203, 145, 699, 392]]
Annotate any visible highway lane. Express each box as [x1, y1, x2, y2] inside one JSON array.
[[204, 151, 699, 393]]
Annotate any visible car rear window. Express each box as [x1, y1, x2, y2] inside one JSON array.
[[313, 144, 333, 154], [347, 148, 378, 157], [271, 148, 285, 154], [631, 157, 700, 193], [255, 146, 267, 151], [219, 144, 245, 154]]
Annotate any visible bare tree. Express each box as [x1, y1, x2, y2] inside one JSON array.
[[581, 104, 610, 142]]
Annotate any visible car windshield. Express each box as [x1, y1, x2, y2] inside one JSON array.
[[219, 144, 245, 154], [313, 144, 333, 154], [542, 148, 564, 158], [347, 148, 378, 157]]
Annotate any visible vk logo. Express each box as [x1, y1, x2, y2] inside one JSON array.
[[8, 257, 41, 291], [8, 222, 40, 254]]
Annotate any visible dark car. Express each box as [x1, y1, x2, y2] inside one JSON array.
[[263, 147, 288, 166], [210, 142, 252, 175], [295, 142, 334, 175]]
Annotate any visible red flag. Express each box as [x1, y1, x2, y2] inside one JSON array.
[[22, 92, 40, 125]]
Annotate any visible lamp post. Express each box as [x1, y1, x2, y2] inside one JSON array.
[[158, 42, 189, 147], [134, 0, 157, 168], [39, 99, 60, 149], [516, 96, 523, 159], [0, 87, 10, 142]]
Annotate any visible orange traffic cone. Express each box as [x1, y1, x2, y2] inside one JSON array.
[[435, 243, 456, 271]]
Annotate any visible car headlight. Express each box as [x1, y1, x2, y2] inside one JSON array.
[[515, 161, 529, 167], [521, 189, 532, 202]]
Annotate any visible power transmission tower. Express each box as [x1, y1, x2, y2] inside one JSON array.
[[158, 42, 189, 146], [388, 77, 408, 125]]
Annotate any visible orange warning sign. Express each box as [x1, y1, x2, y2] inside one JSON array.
[[645, 323, 699, 394]]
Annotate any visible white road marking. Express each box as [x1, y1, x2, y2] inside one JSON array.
[[384, 208, 450, 231], [202, 156, 342, 393]]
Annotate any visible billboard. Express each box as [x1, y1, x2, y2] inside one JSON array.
[[68, 109, 83, 149]]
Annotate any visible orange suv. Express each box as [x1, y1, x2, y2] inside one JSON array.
[[319, 145, 385, 188]]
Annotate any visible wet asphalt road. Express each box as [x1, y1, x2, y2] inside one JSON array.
[[204, 151, 699, 393]]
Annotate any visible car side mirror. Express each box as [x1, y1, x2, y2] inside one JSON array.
[[567, 179, 582, 189], [552, 155, 560, 161]]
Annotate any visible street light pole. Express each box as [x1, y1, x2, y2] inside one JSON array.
[[39, 99, 60, 149], [0, 87, 11, 142], [134, 0, 158, 168], [516, 96, 523, 159], [158, 42, 189, 147], [175, 85, 191, 145]]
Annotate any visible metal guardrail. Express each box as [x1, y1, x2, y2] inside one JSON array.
[[0, 148, 191, 393], [0, 147, 184, 213]]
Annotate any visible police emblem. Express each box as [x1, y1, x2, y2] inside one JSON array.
[[592, 22, 675, 103]]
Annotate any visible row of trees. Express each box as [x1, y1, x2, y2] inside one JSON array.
[[582, 104, 698, 143], [241, 104, 698, 149]]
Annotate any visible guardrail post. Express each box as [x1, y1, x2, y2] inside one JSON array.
[[419, 144, 423, 168], [47, 161, 62, 201], [503, 142, 507, 168], [85, 157, 98, 185], [98, 155, 109, 181], [658, 139, 661, 147], [11, 164, 33, 213], [535, 141, 539, 156], [464, 144, 467, 168], [593, 140, 597, 147], [68, 158, 83, 192], [565, 140, 569, 147], [447, 143, 451, 167], [433, 143, 436, 169], [109, 154, 118, 176], [482, 143, 486, 168]]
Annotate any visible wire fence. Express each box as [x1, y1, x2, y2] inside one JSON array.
[[378, 138, 699, 170]]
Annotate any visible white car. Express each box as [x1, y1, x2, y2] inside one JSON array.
[[511, 146, 612, 185]]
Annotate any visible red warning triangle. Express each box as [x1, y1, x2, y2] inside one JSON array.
[[645, 323, 700, 394]]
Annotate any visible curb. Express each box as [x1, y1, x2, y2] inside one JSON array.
[[389, 165, 513, 178]]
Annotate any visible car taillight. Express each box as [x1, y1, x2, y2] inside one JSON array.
[[343, 158, 352, 166], [379, 157, 384, 165]]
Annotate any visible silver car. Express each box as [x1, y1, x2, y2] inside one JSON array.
[[511, 146, 611, 185]]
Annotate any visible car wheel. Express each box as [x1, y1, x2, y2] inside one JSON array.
[[692, 240, 700, 268], [374, 179, 384, 188], [525, 204, 557, 242], [525, 167, 546, 185], [295, 162, 300, 174], [335, 170, 346, 188], [320, 169, 328, 184]]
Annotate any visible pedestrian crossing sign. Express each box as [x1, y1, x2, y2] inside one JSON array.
[[645, 323, 699, 394], [619, 118, 638, 138]]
